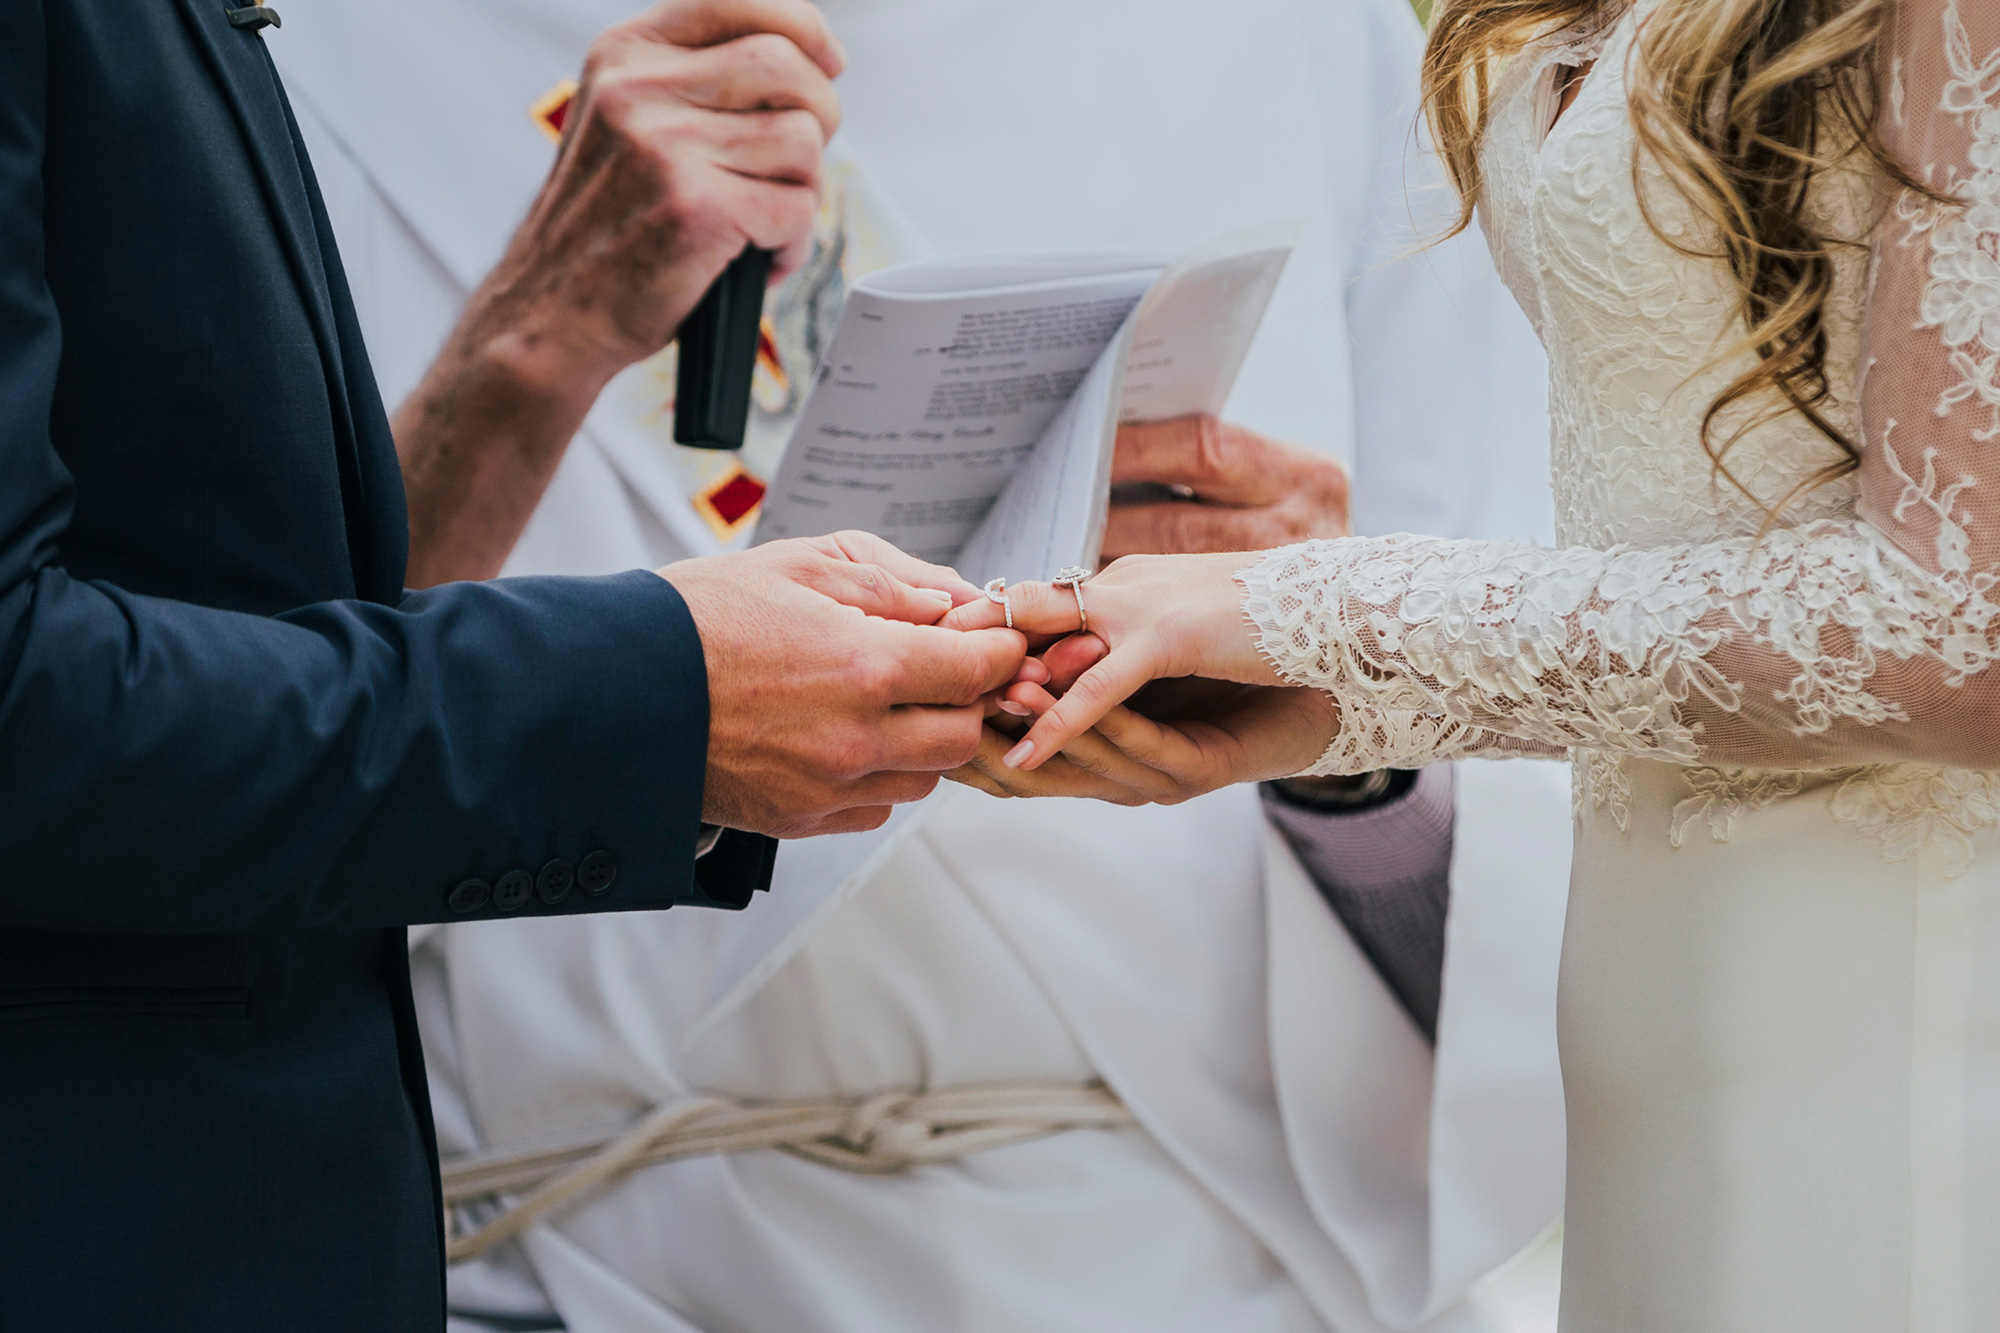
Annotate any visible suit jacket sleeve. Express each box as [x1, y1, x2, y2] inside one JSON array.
[[0, 3, 724, 935]]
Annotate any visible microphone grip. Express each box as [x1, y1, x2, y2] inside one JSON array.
[[673, 246, 773, 450]]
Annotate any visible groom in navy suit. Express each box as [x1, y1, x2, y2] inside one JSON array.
[[0, 0, 1018, 1327]]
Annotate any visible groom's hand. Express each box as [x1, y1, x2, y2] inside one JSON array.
[[662, 532, 1026, 839], [1102, 415, 1349, 560]]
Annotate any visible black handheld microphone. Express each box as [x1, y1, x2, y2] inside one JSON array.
[[673, 246, 774, 450]]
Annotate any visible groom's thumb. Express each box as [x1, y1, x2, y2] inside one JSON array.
[[815, 560, 958, 625]]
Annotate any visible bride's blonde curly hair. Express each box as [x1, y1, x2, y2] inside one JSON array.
[[1421, 0, 1940, 513]]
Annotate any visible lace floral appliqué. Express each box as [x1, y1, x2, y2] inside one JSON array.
[[1235, 0, 2000, 874], [1896, 1, 2000, 438]]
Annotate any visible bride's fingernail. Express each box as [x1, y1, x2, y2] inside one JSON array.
[[919, 588, 953, 604], [1002, 739, 1035, 769], [997, 700, 1033, 717]]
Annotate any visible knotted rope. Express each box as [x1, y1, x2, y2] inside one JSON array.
[[443, 1081, 1134, 1263]]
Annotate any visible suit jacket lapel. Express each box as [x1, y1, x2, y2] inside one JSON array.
[[172, 0, 345, 388], [171, 0, 376, 585], [278, 82, 406, 603]]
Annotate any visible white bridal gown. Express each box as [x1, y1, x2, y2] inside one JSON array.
[[1238, 0, 2000, 1326]]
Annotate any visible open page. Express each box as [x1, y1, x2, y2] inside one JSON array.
[[753, 256, 1163, 562], [956, 221, 1301, 583]]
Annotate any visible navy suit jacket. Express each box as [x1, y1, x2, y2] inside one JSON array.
[[0, 1, 774, 1326]]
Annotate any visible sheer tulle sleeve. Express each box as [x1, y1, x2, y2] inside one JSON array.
[[1241, 0, 2000, 776]]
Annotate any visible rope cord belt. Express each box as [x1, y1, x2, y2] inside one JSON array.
[[442, 1081, 1135, 1263]]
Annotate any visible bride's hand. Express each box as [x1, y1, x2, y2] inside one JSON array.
[[942, 550, 1333, 780], [950, 664, 1336, 803]]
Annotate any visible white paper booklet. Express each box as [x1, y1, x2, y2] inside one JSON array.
[[753, 221, 1300, 581]]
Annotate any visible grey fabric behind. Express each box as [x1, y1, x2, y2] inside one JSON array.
[[1263, 765, 1456, 1040]]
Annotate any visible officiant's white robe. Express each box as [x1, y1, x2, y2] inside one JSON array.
[[275, 1, 1570, 1329]]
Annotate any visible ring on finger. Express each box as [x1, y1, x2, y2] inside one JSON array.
[[1052, 565, 1091, 634], [983, 577, 1014, 630]]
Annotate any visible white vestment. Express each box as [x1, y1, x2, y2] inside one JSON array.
[[274, 1, 1570, 1328]]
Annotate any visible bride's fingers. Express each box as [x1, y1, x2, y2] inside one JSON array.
[[952, 723, 1158, 803], [1004, 636, 1164, 770], [979, 656, 1051, 706], [996, 635, 1096, 692], [983, 579, 1084, 637], [940, 597, 1008, 632], [993, 682, 1187, 802], [1037, 634, 1107, 692], [939, 590, 1083, 657]]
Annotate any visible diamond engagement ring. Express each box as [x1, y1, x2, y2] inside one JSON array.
[[1051, 565, 1092, 634], [983, 577, 1014, 630]]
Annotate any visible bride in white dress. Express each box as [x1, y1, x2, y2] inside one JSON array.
[[956, 0, 2000, 1325]]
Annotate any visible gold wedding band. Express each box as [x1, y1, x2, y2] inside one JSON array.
[[1052, 565, 1091, 634], [983, 577, 1014, 631]]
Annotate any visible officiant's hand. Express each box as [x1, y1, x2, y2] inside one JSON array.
[[1102, 416, 1349, 561], [470, 0, 843, 381], [663, 532, 1025, 838], [397, 0, 845, 587]]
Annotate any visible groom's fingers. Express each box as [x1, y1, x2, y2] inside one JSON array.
[[823, 531, 982, 604], [937, 580, 1079, 635], [868, 704, 990, 772], [809, 560, 962, 624], [883, 624, 1026, 706], [978, 579, 1084, 637], [838, 770, 946, 806], [788, 805, 895, 837]]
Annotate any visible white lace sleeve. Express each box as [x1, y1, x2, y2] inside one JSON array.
[[1243, 0, 2000, 777]]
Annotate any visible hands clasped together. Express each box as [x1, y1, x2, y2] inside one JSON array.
[[664, 416, 1350, 839], [950, 416, 1347, 808], [944, 550, 1340, 808]]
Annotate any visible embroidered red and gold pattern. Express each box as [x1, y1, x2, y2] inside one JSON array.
[[690, 463, 768, 542], [529, 80, 579, 144]]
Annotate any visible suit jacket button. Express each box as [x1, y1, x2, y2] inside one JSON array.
[[448, 878, 491, 914], [493, 869, 533, 912], [578, 850, 618, 897], [536, 859, 575, 905]]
